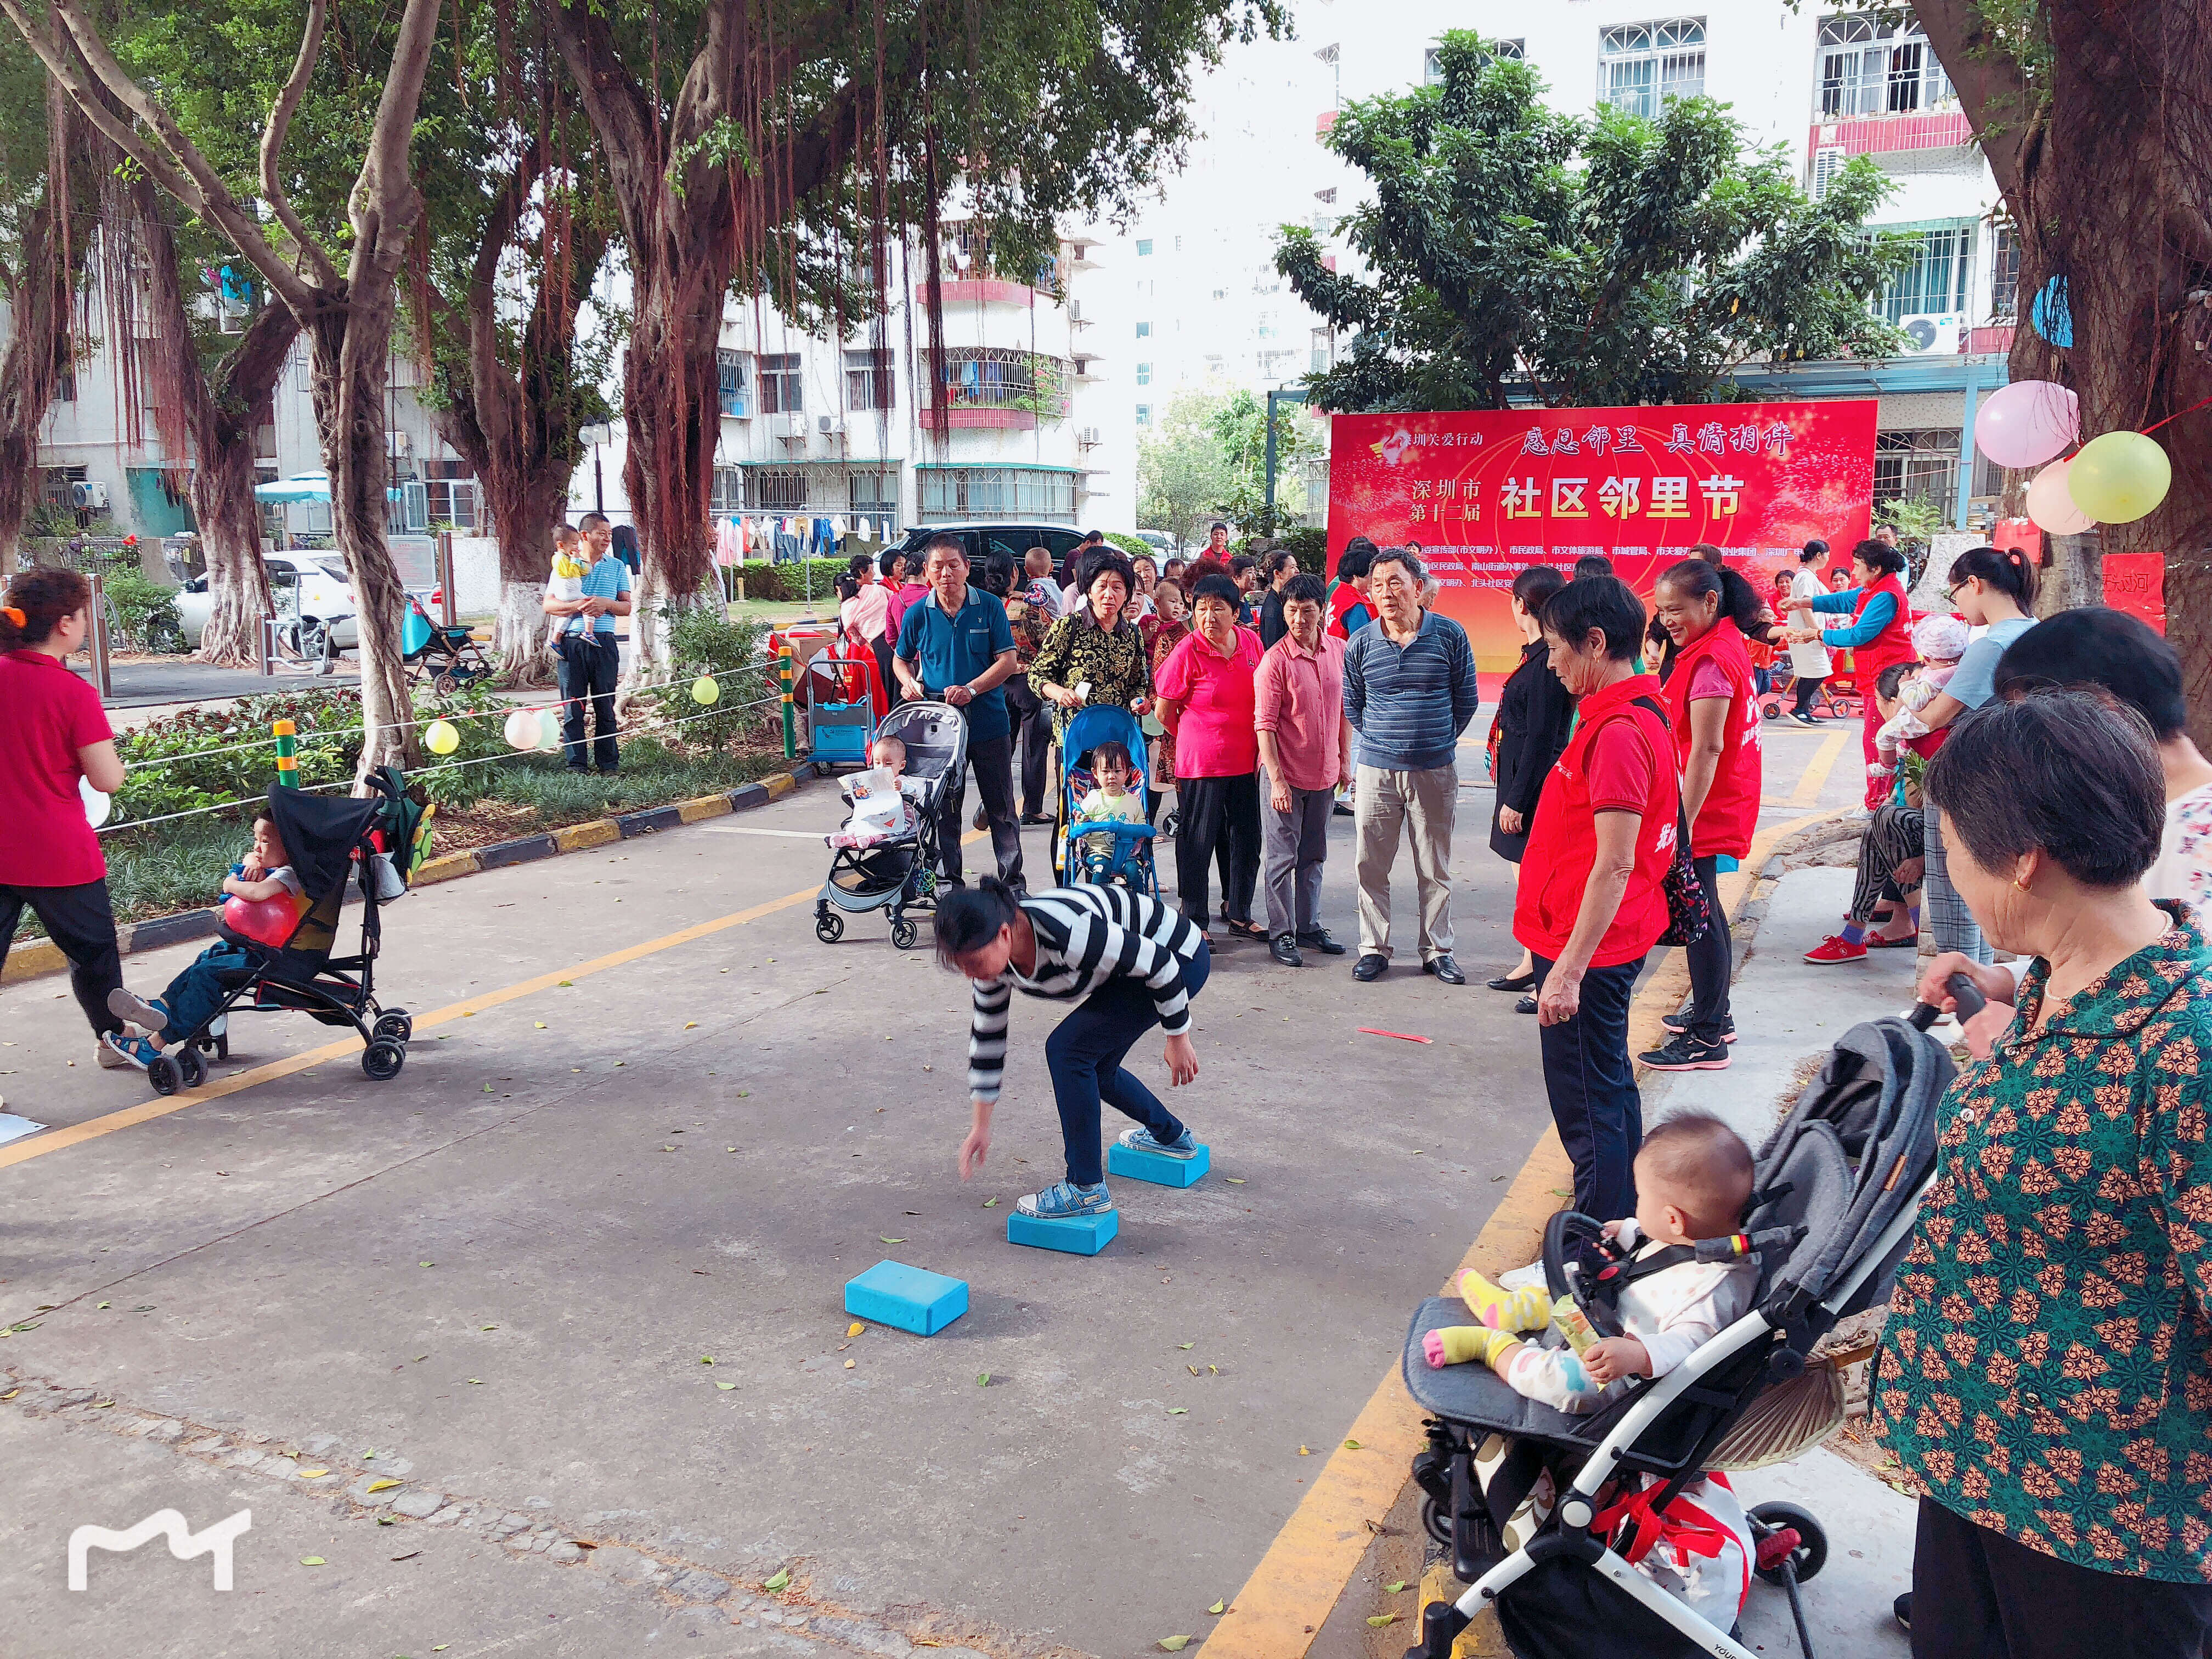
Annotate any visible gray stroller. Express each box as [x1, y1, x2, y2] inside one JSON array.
[[1398, 986, 1974, 1659], [813, 700, 967, 950]]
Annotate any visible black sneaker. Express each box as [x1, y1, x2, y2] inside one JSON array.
[[1662, 1011, 1737, 1043], [1639, 1033, 1731, 1071], [1893, 1593, 1911, 1633], [1297, 927, 1347, 957], [1270, 934, 1304, 968]]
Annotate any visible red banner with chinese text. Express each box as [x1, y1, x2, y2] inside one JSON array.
[[1326, 402, 1878, 668], [2102, 552, 2166, 634]]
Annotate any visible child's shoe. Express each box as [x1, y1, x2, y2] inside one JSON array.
[[1118, 1125, 1199, 1160], [108, 987, 168, 1031], [100, 1032, 161, 1071], [1016, 1180, 1114, 1219]]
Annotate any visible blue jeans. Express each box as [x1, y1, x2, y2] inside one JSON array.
[[1044, 942, 1210, 1186], [1530, 952, 1644, 1221], [155, 942, 253, 1041]]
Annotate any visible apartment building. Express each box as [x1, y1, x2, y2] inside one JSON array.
[[1094, 1, 2019, 533]]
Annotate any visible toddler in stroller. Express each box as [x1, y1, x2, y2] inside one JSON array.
[[1053, 704, 1159, 895], [1397, 991, 1966, 1659], [815, 702, 966, 950], [1426, 1115, 1759, 1414]]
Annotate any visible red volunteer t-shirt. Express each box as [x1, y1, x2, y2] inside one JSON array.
[[0, 648, 112, 887], [1584, 714, 1659, 815]]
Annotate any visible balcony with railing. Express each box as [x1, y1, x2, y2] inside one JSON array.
[[919, 349, 1069, 430], [1808, 14, 1970, 161]]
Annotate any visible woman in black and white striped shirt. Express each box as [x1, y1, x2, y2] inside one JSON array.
[[936, 876, 1210, 1220]]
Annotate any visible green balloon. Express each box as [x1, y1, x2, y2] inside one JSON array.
[[2067, 430, 2172, 525]]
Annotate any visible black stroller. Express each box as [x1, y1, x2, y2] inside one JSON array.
[[133, 774, 424, 1096], [813, 700, 967, 950], [402, 593, 494, 693], [1399, 996, 1965, 1659]]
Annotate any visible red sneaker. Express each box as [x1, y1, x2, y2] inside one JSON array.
[[1804, 934, 1868, 964]]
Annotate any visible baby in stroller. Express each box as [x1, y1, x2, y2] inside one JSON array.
[[815, 702, 966, 950], [1426, 1114, 1758, 1413], [1067, 740, 1147, 882], [830, 735, 928, 847]]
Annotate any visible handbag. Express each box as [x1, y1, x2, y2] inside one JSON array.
[[1630, 697, 1712, 947]]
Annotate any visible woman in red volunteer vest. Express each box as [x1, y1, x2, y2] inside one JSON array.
[[1784, 538, 1914, 808], [1513, 576, 1681, 1222], [1640, 558, 1764, 1072]]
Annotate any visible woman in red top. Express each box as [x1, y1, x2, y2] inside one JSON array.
[[0, 568, 130, 1058], [1784, 538, 1914, 807], [1642, 559, 1765, 1071], [1513, 576, 1680, 1221], [1154, 574, 1265, 939]]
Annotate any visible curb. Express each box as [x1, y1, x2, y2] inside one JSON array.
[[1209, 805, 1849, 1656], [1, 760, 823, 989]]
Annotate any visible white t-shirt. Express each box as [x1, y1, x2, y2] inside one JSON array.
[[1787, 568, 1832, 678], [2148, 782, 2212, 909]]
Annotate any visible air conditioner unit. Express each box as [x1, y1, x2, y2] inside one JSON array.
[[769, 412, 807, 441], [72, 480, 109, 510], [388, 430, 411, 456], [1810, 145, 1847, 201], [1066, 299, 1084, 323], [1898, 312, 1964, 354], [1079, 426, 1102, 445], [817, 414, 843, 437]]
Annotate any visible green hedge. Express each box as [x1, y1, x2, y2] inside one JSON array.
[[736, 558, 855, 603]]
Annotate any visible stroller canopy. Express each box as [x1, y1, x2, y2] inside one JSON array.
[[266, 785, 383, 902], [1060, 703, 1148, 772]]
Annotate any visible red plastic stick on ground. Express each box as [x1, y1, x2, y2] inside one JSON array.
[[1358, 1028, 1433, 1044]]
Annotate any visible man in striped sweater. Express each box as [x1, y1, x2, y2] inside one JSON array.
[[1342, 546, 1481, 986], [936, 877, 1210, 1220]]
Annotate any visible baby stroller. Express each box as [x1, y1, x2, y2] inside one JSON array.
[[133, 774, 424, 1097], [813, 700, 966, 951], [1757, 660, 1859, 724], [1052, 703, 1159, 895], [402, 594, 493, 694], [1397, 990, 1971, 1659]]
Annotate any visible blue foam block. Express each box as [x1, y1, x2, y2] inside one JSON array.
[[1007, 1207, 1119, 1255], [1715, 854, 1740, 874], [844, 1259, 969, 1335], [1107, 1139, 1211, 1188]]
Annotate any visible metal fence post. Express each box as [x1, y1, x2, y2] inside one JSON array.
[[437, 528, 458, 628]]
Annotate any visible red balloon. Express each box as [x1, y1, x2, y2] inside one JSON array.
[[224, 894, 302, 947]]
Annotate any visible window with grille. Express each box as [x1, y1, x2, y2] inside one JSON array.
[[930, 349, 1065, 415], [1136, 320, 1152, 338], [424, 460, 478, 531], [1988, 225, 2021, 322], [917, 467, 1077, 520], [1425, 38, 1522, 86], [757, 353, 803, 415], [1135, 405, 1152, 427], [1876, 223, 1974, 321], [1874, 429, 1961, 521], [711, 467, 743, 515], [746, 469, 811, 511], [843, 348, 894, 411], [1601, 19, 1706, 117], [849, 471, 898, 518], [1137, 239, 1154, 256], [1136, 363, 1153, 386], [1816, 14, 1951, 118], [715, 349, 749, 417]]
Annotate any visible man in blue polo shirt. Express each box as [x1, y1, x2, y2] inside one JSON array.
[[541, 517, 633, 772], [895, 535, 1023, 890]]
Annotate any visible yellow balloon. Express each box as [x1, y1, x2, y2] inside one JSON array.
[[692, 675, 721, 706], [2067, 430, 2172, 525], [423, 719, 461, 755]]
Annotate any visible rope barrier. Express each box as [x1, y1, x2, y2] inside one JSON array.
[[98, 690, 785, 835]]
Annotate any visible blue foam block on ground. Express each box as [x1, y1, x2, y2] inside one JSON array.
[[1107, 1140, 1210, 1187], [844, 1260, 968, 1335], [1007, 1207, 1119, 1255], [1715, 855, 1740, 874]]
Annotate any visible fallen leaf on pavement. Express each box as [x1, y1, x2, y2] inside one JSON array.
[[1298, 1445, 1311, 1455], [298, 1469, 329, 1479], [1208, 1600, 1226, 1615], [716, 1381, 736, 1390], [847, 1322, 866, 1337], [844, 1359, 856, 1369], [764, 1567, 791, 1593], [300, 1556, 325, 1566], [1167, 1408, 1188, 1415], [1367, 1614, 1398, 1628], [96, 1301, 109, 1309], [977, 1373, 989, 1386], [481, 1324, 496, 1331], [1158, 1638, 1190, 1652], [684, 1022, 698, 1029], [391, 1550, 420, 1560], [982, 1198, 997, 1208], [467, 1379, 483, 1385], [1343, 1438, 1363, 1451], [1177, 1342, 1194, 1350], [368, 1479, 402, 1493], [1187, 1365, 1200, 1376], [701, 1356, 715, 1365], [1383, 1581, 1407, 1594], [1225, 1177, 1245, 1184]]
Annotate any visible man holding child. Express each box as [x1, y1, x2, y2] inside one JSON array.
[[541, 516, 633, 774]]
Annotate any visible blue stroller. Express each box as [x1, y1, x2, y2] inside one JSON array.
[[1052, 704, 1159, 895]]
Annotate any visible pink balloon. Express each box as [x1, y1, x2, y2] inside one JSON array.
[[2026, 458, 2096, 536], [224, 894, 303, 947], [1973, 380, 2079, 471]]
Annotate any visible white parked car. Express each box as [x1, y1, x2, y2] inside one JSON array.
[[177, 552, 359, 656]]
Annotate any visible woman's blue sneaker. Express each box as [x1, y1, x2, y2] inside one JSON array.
[[1017, 1180, 1114, 1219], [100, 1032, 161, 1070], [1118, 1125, 1199, 1160]]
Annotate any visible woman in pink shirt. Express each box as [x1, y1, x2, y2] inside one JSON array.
[[1254, 572, 1353, 965], [1154, 573, 1265, 939], [0, 568, 130, 1061]]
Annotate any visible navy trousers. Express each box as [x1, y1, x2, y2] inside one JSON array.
[[1530, 952, 1645, 1221], [1043, 943, 1210, 1186]]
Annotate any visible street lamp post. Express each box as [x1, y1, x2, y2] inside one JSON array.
[[1263, 386, 1309, 533], [579, 423, 612, 515]]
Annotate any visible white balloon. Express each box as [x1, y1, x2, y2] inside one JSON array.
[[503, 709, 540, 751], [2026, 458, 2096, 537], [81, 775, 111, 828]]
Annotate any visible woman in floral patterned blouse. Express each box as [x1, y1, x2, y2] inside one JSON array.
[[1887, 689, 2212, 1652], [1028, 546, 1154, 743]]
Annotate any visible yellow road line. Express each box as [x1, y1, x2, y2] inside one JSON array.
[[1206, 808, 1838, 1652], [1790, 727, 1850, 806]]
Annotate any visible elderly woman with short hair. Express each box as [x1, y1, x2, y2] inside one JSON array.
[[1887, 688, 2212, 1654]]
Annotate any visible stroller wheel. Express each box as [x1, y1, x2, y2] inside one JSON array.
[[816, 913, 845, 944], [362, 1039, 407, 1082], [175, 1045, 208, 1091], [373, 1011, 414, 1044], [148, 1054, 181, 1097], [890, 918, 918, 951], [433, 672, 459, 695], [1161, 809, 1180, 839], [1420, 1491, 1453, 1548], [1749, 1500, 1828, 1585]]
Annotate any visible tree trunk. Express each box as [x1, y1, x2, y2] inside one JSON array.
[[0, 83, 92, 576], [190, 433, 275, 664], [617, 275, 723, 681]]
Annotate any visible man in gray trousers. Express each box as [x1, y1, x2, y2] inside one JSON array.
[[1254, 573, 1355, 967]]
